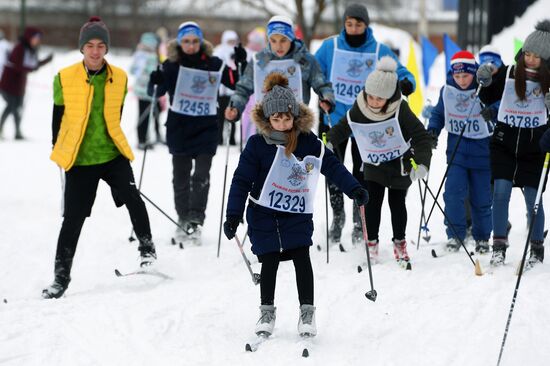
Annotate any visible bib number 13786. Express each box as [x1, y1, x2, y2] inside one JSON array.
[[268, 190, 305, 213]]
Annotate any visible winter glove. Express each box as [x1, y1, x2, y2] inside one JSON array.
[[476, 63, 496, 87], [539, 129, 550, 153], [234, 43, 248, 66], [421, 105, 434, 120], [428, 129, 438, 150], [480, 105, 497, 122], [544, 92, 550, 111], [149, 66, 164, 86], [410, 164, 428, 181], [399, 78, 414, 96], [223, 216, 241, 240], [350, 187, 369, 207]]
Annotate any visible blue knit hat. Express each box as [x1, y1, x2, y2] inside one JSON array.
[[177, 21, 203, 45], [267, 15, 295, 41]]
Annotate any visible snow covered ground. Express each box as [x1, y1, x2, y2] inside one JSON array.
[[2, 8, 550, 366]]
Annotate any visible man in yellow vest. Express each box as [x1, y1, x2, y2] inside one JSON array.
[[43, 17, 157, 299]]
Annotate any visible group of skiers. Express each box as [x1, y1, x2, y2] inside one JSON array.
[[17, 3, 547, 342]]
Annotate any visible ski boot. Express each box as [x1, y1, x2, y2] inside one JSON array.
[[490, 238, 508, 267], [352, 224, 363, 246], [475, 240, 490, 254], [138, 236, 157, 267], [524, 240, 544, 271], [255, 305, 276, 336], [329, 212, 345, 244], [185, 222, 202, 246], [367, 239, 379, 263], [298, 304, 317, 337], [42, 277, 69, 299], [446, 238, 461, 252], [393, 239, 410, 262]]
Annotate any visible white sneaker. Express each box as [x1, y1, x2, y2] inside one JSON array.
[[255, 305, 276, 336], [297, 304, 317, 337]]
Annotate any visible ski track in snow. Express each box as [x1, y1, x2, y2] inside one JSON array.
[[2, 10, 550, 363]]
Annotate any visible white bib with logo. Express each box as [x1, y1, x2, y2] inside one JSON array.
[[443, 84, 489, 139], [251, 143, 324, 214], [497, 66, 548, 128], [330, 38, 379, 105], [254, 59, 303, 102], [170, 64, 223, 117], [348, 108, 410, 165]]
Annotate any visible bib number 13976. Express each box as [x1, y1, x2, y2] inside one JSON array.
[[268, 190, 305, 213]]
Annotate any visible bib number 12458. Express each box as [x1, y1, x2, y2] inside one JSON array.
[[268, 190, 305, 213]]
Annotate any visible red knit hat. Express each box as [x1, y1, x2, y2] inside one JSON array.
[[450, 50, 478, 75]]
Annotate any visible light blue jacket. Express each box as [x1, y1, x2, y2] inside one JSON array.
[[229, 39, 335, 114], [315, 28, 415, 127]]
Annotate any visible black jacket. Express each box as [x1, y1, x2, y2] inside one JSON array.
[[479, 65, 549, 188], [328, 99, 432, 190]]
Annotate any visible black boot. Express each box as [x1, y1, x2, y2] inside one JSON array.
[[525, 240, 544, 270], [490, 239, 508, 267], [138, 236, 157, 267], [42, 266, 71, 299]]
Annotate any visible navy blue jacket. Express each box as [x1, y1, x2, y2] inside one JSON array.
[[226, 132, 361, 256], [428, 73, 490, 170], [148, 40, 238, 156]]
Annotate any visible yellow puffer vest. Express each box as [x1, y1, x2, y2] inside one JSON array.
[[50, 62, 134, 170]]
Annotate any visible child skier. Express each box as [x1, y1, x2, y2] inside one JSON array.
[[477, 20, 550, 267], [314, 3, 415, 246], [327, 56, 432, 264], [224, 15, 334, 123], [428, 50, 492, 253], [223, 73, 368, 338], [148, 21, 246, 245]]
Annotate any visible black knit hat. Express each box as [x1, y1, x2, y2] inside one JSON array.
[[79, 16, 110, 52], [343, 4, 369, 25]]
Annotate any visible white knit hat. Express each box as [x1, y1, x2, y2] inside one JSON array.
[[364, 56, 398, 99]]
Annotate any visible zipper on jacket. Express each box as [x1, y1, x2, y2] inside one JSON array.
[[512, 127, 522, 184], [274, 216, 283, 253]]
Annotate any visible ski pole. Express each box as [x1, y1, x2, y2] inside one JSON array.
[[416, 103, 432, 248], [138, 190, 186, 232], [496, 152, 550, 366], [416, 172, 483, 275], [359, 205, 377, 302], [129, 84, 158, 242], [234, 233, 261, 285], [424, 84, 482, 228], [217, 113, 233, 258], [321, 130, 330, 263]]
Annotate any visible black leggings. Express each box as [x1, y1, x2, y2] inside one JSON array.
[[366, 180, 408, 241], [258, 246, 314, 306], [0, 92, 23, 136]]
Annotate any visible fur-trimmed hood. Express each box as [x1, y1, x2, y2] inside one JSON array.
[[166, 38, 214, 62], [251, 103, 314, 137]]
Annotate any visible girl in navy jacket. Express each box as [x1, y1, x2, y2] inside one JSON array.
[[223, 73, 368, 338]]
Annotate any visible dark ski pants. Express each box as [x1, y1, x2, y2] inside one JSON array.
[[53, 155, 152, 284], [258, 246, 314, 306], [366, 180, 408, 242], [137, 99, 161, 144], [0, 92, 23, 138], [217, 95, 236, 145], [327, 137, 367, 227], [172, 154, 213, 225]]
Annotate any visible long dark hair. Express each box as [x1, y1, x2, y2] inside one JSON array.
[[514, 53, 550, 100]]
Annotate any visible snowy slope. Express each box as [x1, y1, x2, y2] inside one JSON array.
[[1, 20, 550, 366]]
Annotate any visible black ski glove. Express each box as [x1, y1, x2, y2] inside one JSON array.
[[223, 216, 241, 240], [234, 43, 247, 66], [149, 66, 164, 86], [428, 129, 438, 150], [351, 187, 369, 207], [399, 78, 414, 96], [480, 106, 497, 122]]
